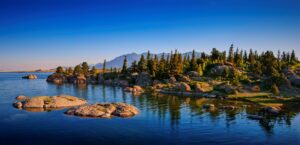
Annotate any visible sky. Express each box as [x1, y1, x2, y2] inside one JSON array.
[[0, 0, 300, 71]]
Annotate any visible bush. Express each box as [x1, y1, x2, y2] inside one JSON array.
[[271, 84, 280, 96]]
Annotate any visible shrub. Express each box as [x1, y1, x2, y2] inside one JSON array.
[[271, 84, 280, 96]]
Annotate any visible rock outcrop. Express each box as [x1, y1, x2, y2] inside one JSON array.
[[13, 95, 87, 111], [65, 103, 139, 118], [22, 74, 37, 79], [195, 82, 213, 93], [136, 72, 152, 87], [174, 82, 191, 92], [47, 73, 67, 84]]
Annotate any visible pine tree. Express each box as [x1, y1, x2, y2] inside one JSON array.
[[121, 56, 128, 74], [131, 61, 138, 73], [151, 55, 159, 77], [56, 66, 64, 74], [158, 53, 167, 79], [90, 66, 97, 76], [228, 44, 234, 63], [103, 59, 106, 74], [82, 62, 89, 76], [138, 55, 147, 72], [66, 67, 73, 75], [189, 50, 198, 71], [73, 65, 83, 75], [271, 84, 280, 96], [291, 50, 298, 64]]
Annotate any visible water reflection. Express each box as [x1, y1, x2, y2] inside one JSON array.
[[47, 83, 300, 136]]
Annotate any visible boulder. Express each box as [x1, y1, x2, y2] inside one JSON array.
[[13, 95, 87, 111], [47, 73, 67, 84], [72, 75, 86, 84], [179, 76, 191, 83], [65, 103, 139, 118], [219, 84, 235, 94], [262, 106, 281, 114], [169, 77, 177, 84], [16, 95, 29, 101], [22, 74, 38, 79], [203, 104, 215, 109], [221, 105, 237, 110], [251, 85, 261, 92], [247, 115, 263, 120], [136, 72, 152, 87], [187, 71, 200, 78], [174, 82, 191, 92], [208, 65, 242, 77], [124, 86, 144, 93], [195, 82, 213, 93]]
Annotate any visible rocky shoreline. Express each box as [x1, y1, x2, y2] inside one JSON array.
[[13, 95, 139, 118]]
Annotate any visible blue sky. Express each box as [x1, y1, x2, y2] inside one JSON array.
[[0, 0, 299, 71]]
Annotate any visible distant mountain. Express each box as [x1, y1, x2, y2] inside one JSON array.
[[95, 51, 202, 69]]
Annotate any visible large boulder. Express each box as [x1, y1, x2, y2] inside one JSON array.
[[47, 73, 67, 84], [15, 95, 29, 101], [174, 82, 191, 92], [188, 71, 200, 78], [65, 103, 139, 118], [195, 82, 213, 93], [136, 72, 152, 87], [13, 95, 87, 111], [262, 106, 281, 114], [22, 74, 37, 79], [179, 76, 191, 83], [169, 76, 177, 84], [208, 64, 242, 77], [71, 75, 86, 84]]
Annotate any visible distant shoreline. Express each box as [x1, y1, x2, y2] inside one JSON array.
[[0, 70, 54, 73]]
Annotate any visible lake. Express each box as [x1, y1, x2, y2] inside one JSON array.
[[0, 72, 300, 145]]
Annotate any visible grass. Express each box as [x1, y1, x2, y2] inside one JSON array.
[[227, 92, 300, 108]]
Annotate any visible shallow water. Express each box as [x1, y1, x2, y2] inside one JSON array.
[[0, 73, 300, 145]]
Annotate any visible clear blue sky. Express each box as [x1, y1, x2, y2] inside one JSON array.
[[0, 0, 299, 71]]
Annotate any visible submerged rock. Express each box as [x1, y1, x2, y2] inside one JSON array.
[[195, 82, 213, 93], [13, 95, 87, 111], [22, 74, 37, 79], [203, 104, 215, 109], [247, 115, 263, 120], [262, 106, 281, 114], [65, 103, 139, 118], [15, 95, 29, 101], [174, 82, 191, 92]]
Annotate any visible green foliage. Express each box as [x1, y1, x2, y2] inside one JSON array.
[[73, 65, 83, 75], [121, 56, 128, 74], [81, 62, 89, 76], [271, 84, 280, 96], [56, 66, 64, 74], [138, 55, 147, 72]]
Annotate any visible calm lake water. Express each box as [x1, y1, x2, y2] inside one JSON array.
[[0, 73, 300, 145]]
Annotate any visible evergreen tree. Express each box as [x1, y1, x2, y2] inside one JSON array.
[[73, 65, 83, 75], [158, 53, 167, 79], [90, 66, 97, 76], [121, 56, 128, 74], [228, 44, 234, 63], [291, 50, 298, 64], [66, 67, 73, 75], [56, 66, 64, 74], [189, 50, 198, 71], [103, 59, 106, 73], [271, 84, 280, 96], [131, 61, 138, 73], [138, 55, 147, 72], [82, 62, 89, 76]]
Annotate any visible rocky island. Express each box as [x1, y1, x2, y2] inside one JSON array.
[[46, 46, 300, 117]]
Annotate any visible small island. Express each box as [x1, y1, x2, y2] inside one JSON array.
[[46, 46, 300, 117]]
